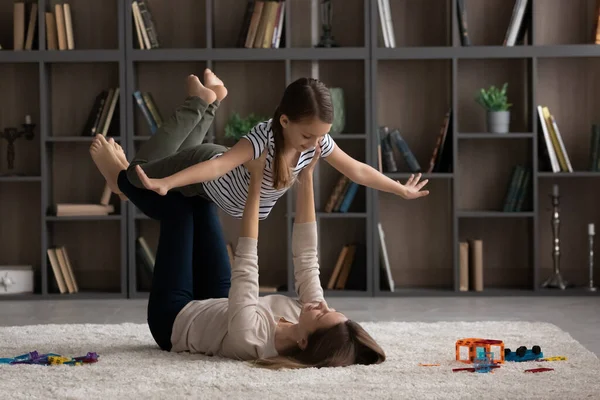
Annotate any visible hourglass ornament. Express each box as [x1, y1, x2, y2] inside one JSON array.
[[0, 114, 35, 176], [316, 0, 338, 48], [542, 184, 568, 289]]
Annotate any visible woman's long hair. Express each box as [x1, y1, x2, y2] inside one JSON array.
[[271, 77, 333, 190], [251, 320, 386, 370]]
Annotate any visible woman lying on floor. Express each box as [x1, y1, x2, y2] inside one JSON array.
[[89, 134, 385, 370]]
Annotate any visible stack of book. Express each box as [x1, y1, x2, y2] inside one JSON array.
[[326, 243, 366, 291], [81, 88, 120, 137], [378, 126, 421, 173], [49, 183, 116, 217], [133, 91, 162, 135], [323, 175, 359, 213], [237, 0, 286, 49], [457, 0, 531, 46], [47, 245, 79, 294], [459, 239, 483, 292], [13, 1, 38, 50], [502, 164, 531, 212], [45, 1, 75, 50], [131, 0, 159, 49], [538, 105, 572, 173]]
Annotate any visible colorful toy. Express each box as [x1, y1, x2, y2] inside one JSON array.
[[504, 346, 543, 362], [0, 351, 98, 366], [525, 367, 554, 373], [540, 356, 566, 362], [456, 338, 505, 364]]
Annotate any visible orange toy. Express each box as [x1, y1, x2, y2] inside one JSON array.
[[456, 338, 505, 364]]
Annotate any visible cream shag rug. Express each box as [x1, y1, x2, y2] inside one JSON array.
[[1, 321, 599, 400]]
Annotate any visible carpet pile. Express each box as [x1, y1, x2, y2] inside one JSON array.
[[1, 321, 599, 399]]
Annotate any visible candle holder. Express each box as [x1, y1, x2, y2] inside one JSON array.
[[586, 223, 597, 292], [542, 184, 568, 290], [316, 0, 338, 48], [0, 116, 36, 176]]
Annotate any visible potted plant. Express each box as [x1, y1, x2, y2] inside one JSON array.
[[224, 112, 268, 142], [475, 83, 512, 134]]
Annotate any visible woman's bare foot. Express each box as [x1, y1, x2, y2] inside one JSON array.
[[90, 135, 126, 196], [204, 68, 228, 102], [187, 74, 217, 104]]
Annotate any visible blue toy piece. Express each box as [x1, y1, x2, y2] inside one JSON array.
[[504, 345, 543, 362]]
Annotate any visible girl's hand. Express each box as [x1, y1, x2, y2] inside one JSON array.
[[136, 165, 170, 196], [399, 173, 429, 199]]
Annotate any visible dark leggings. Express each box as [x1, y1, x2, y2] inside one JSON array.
[[117, 170, 231, 351]]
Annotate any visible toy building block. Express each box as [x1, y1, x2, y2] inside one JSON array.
[[540, 356, 566, 362], [456, 338, 505, 364], [504, 345, 543, 362], [525, 367, 554, 373]]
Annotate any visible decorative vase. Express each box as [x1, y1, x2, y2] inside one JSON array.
[[487, 110, 510, 134], [329, 87, 345, 134]]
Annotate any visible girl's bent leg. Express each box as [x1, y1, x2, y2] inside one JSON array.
[[132, 96, 209, 166], [177, 100, 220, 152], [146, 198, 195, 351]]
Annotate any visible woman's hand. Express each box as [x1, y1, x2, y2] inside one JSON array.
[[244, 148, 268, 177], [299, 146, 321, 180], [398, 173, 429, 199]]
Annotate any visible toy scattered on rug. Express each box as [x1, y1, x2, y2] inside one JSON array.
[[0, 351, 98, 366], [524, 367, 554, 373], [450, 338, 567, 373], [504, 345, 543, 362], [453, 350, 501, 373]]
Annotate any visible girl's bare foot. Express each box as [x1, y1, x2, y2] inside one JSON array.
[[108, 137, 129, 170], [90, 135, 126, 196], [107, 138, 129, 201], [204, 68, 228, 102], [187, 74, 217, 104]]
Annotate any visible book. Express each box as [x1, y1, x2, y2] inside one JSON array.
[[13, 2, 26, 50], [469, 239, 483, 292], [378, 223, 394, 292], [388, 129, 421, 173], [24, 2, 38, 50]]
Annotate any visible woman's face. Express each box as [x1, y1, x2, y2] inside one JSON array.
[[281, 115, 331, 152], [297, 301, 347, 336]]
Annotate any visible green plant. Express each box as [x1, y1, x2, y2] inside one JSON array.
[[475, 83, 512, 111], [224, 112, 268, 141]]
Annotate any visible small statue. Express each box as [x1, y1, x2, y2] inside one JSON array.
[[0, 114, 36, 175], [316, 0, 338, 48]]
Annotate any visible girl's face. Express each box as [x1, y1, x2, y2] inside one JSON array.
[[280, 115, 332, 152]]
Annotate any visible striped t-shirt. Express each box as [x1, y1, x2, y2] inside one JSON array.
[[202, 119, 335, 220]]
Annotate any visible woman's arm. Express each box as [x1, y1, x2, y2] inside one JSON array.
[[292, 148, 325, 304], [227, 150, 266, 333], [324, 145, 430, 200], [135, 139, 254, 196]]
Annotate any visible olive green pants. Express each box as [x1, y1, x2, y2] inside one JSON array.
[[126, 96, 228, 198]]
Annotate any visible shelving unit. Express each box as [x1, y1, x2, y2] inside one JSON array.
[[0, 0, 128, 300], [1, 0, 599, 300], [370, 0, 600, 297]]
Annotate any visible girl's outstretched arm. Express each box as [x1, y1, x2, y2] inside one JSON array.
[[135, 136, 254, 196], [324, 145, 430, 199]]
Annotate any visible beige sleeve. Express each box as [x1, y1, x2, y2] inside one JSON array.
[[228, 237, 262, 333], [292, 222, 325, 304]]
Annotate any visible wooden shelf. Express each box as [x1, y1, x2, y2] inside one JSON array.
[[2, 0, 599, 299]]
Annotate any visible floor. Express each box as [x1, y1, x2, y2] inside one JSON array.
[[1, 297, 599, 356]]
